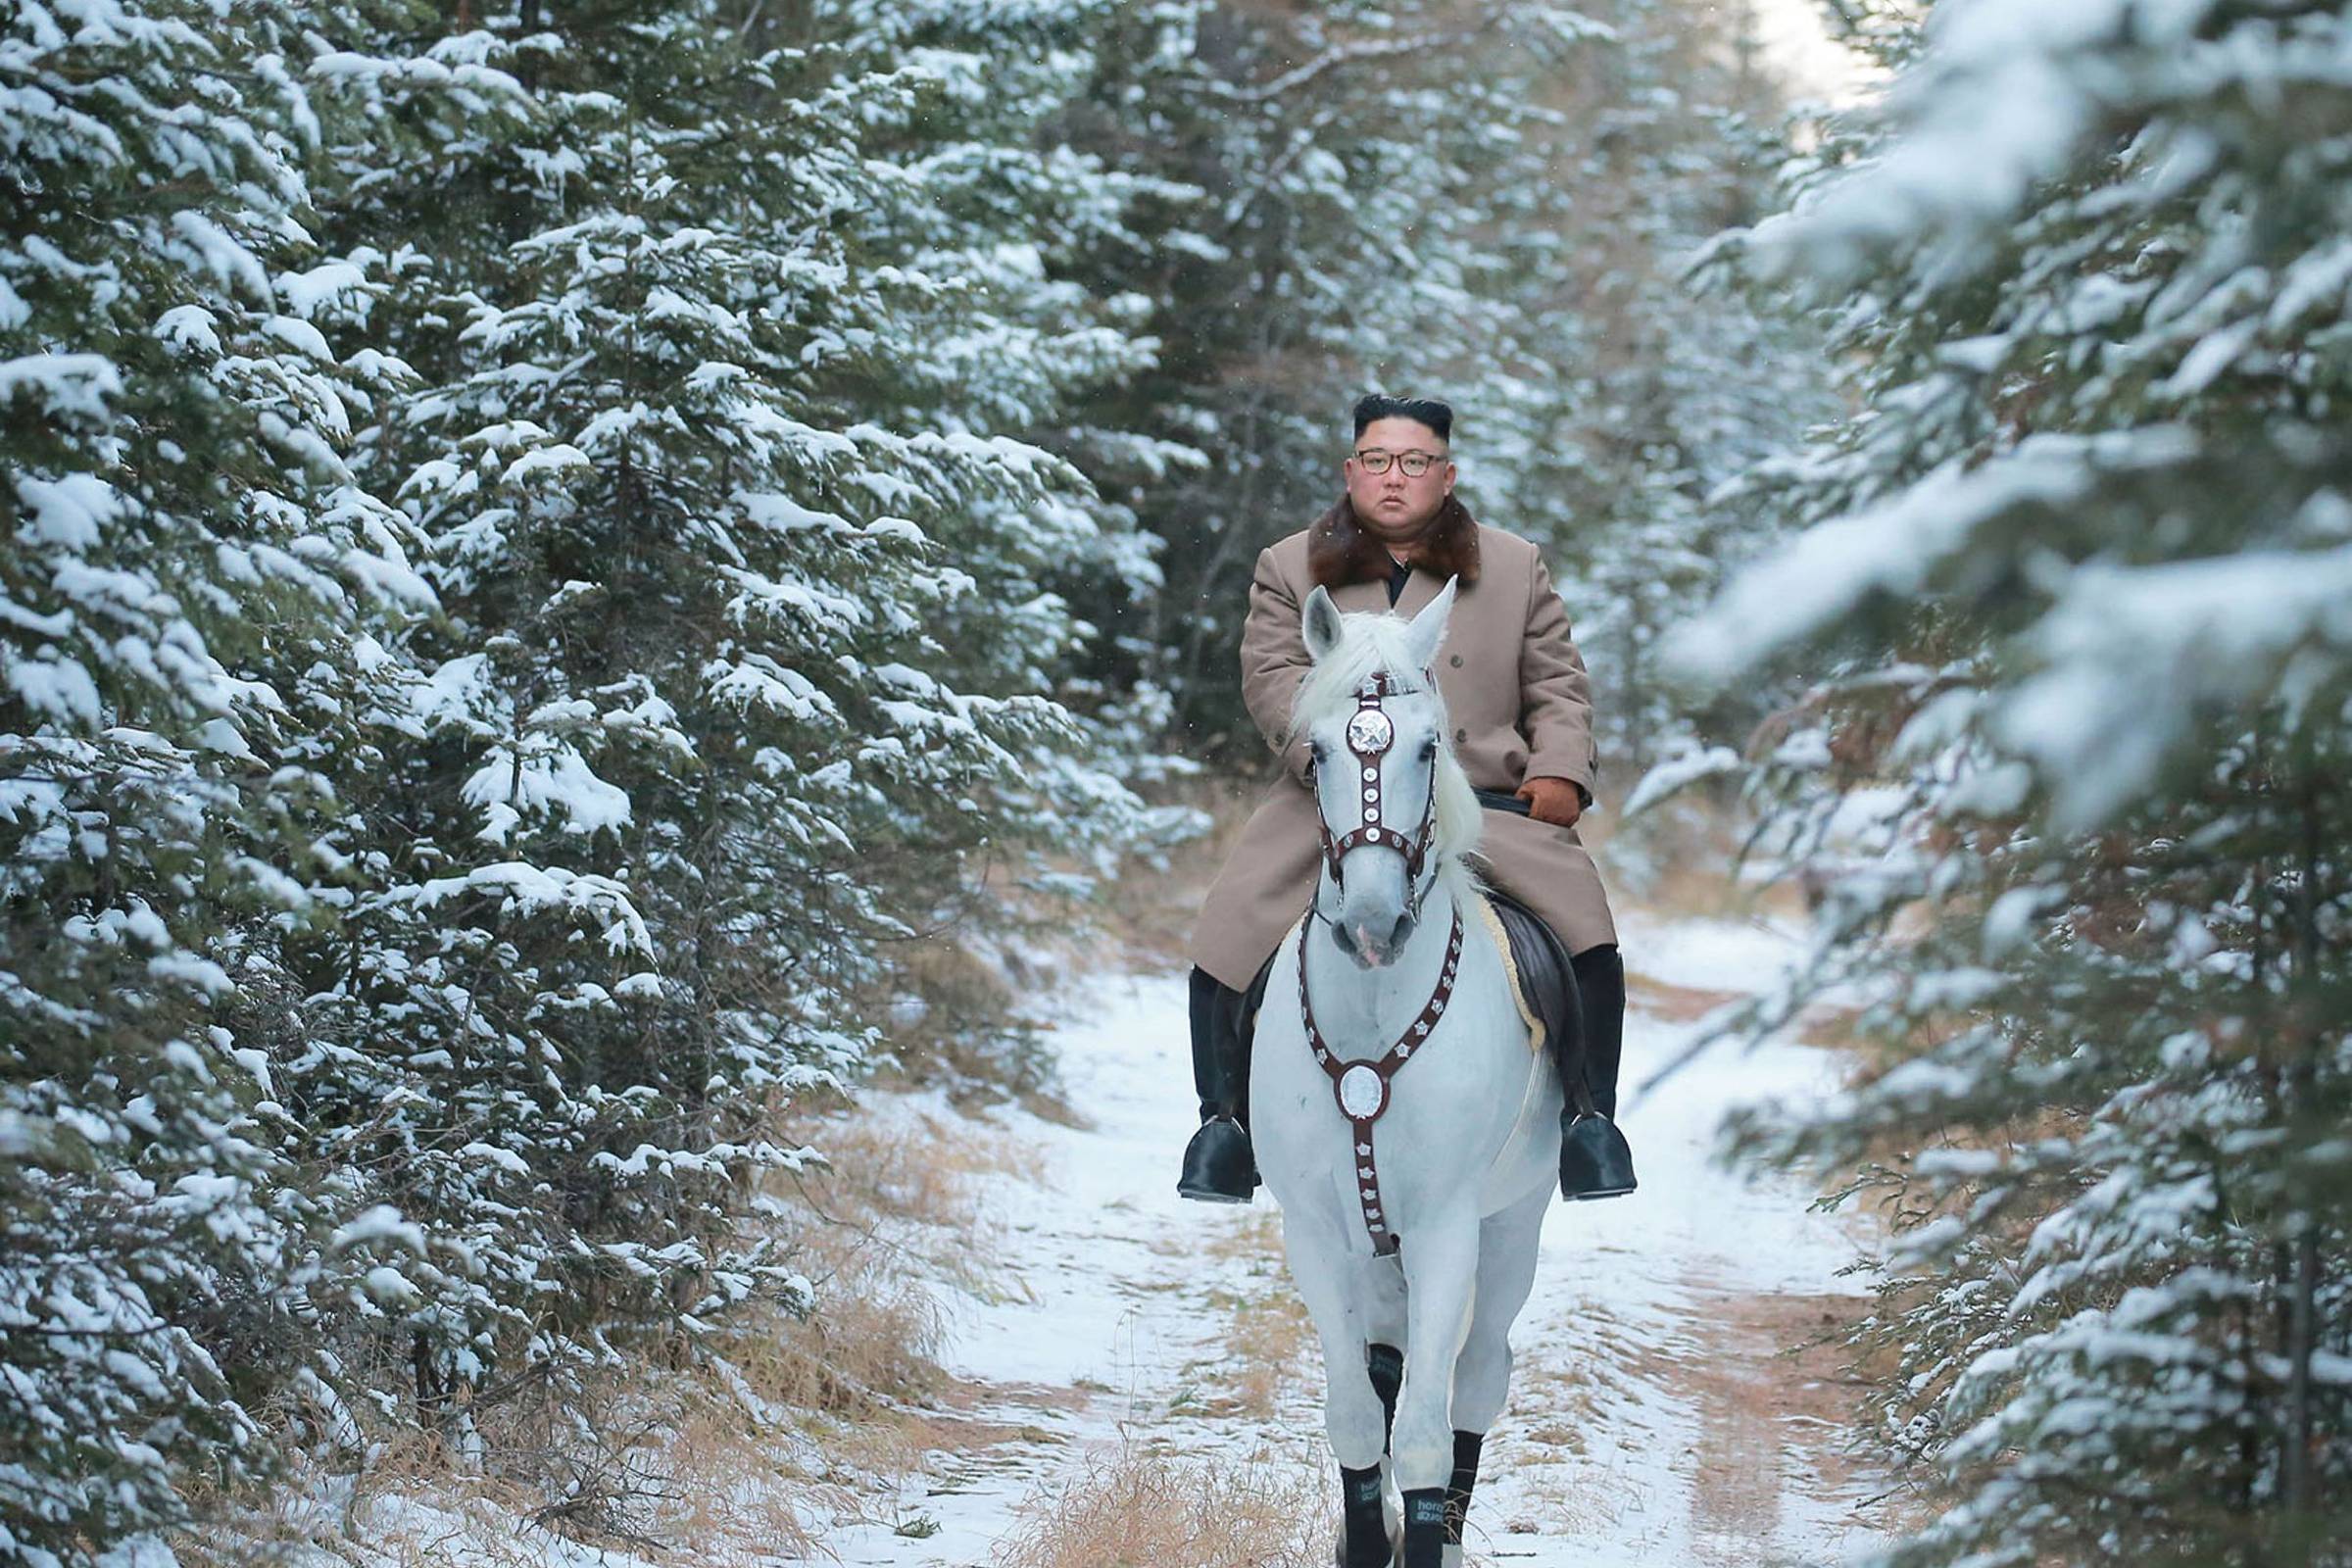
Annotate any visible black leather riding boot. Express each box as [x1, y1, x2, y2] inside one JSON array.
[[1570, 944, 1625, 1119], [1178, 965, 1259, 1202], [1558, 942, 1636, 1200]]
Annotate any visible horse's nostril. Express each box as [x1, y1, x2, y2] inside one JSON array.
[[1389, 912, 1416, 950]]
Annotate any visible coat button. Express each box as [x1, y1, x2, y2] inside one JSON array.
[[1454, 728, 1467, 744], [1448, 654, 1462, 667]]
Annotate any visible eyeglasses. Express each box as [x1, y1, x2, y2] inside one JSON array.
[[1352, 448, 1446, 477]]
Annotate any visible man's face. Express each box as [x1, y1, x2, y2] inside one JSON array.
[[1343, 416, 1455, 543]]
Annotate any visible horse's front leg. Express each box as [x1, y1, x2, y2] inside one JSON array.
[[1392, 1214, 1482, 1568], [1280, 1208, 1396, 1568], [1441, 1187, 1550, 1567]]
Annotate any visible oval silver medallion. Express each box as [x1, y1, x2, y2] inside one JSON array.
[[1345, 709, 1394, 755], [1337, 1062, 1386, 1119]]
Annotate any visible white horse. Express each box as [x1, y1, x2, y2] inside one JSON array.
[[1250, 579, 1563, 1568]]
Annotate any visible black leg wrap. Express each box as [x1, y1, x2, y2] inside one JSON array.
[[1445, 1430, 1484, 1546], [1400, 1487, 1447, 1568], [1366, 1342, 1403, 1455], [1339, 1464, 1389, 1568]]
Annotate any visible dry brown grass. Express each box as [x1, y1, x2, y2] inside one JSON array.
[[1180, 1209, 1317, 1422], [310, 1332, 828, 1565], [858, 931, 1075, 1114], [1225, 1288, 1315, 1421], [724, 1103, 1029, 1444], [991, 1439, 1333, 1568], [218, 1098, 1038, 1566], [203, 1376, 826, 1568], [774, 1105, 1025, 1275]]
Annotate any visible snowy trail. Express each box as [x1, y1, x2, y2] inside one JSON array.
[[810, 910, 1888, 1567]]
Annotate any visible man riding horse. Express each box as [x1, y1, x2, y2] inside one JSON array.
[[1180, 392, 1629, 1204]]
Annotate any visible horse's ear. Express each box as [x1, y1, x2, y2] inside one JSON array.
[[1401, 576, 1458, 673], [1301, 584, 1345, 662]]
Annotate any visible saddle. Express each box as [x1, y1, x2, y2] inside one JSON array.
[[1481, 887, 1588, 1088]]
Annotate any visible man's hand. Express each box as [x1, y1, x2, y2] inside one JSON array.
[[1516, 774, 1583, 828]]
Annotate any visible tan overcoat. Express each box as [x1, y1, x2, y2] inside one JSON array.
[[1189, 496, 1618, 991]]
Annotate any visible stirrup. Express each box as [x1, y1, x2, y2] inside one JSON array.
[[1178, 1115, 1258, 1202]]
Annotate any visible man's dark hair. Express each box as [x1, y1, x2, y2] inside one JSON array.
[[1351, 393, 1452, 444]]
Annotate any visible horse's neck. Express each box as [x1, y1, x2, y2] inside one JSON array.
[[1305, 876, 1468, 1050]]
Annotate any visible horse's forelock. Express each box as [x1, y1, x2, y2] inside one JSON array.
[[1288, 611, 1431, 739]]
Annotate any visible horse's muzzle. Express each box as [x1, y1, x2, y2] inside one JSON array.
[[1339, 910, 1417, 969]]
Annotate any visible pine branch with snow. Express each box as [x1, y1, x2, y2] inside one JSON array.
[[1677, 0, 2352, 1557]]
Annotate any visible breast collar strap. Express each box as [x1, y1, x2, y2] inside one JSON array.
[[1299, 902, 1465, 1255], [1317, 670, 1439, 923]]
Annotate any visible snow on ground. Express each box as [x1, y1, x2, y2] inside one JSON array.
[[810, 912, 1890, 1567], [1613, 907, 1815, 999]]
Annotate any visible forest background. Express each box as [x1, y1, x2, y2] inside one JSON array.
[[6, 0, 2349, 1564]]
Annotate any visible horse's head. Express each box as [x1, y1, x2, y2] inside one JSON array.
[[1293, 578, 1476, 969]]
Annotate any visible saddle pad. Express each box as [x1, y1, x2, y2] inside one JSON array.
[[1470, 892, 1548, 1052], [1479, 890, 1595, 1114]]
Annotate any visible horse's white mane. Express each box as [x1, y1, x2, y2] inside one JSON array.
[[1287, 608, 1484, 895]]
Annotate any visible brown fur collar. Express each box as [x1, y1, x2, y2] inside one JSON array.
[[1306, 493, 1481, 591]]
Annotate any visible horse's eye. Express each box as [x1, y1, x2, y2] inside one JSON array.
[[1420, 741, 1438, 761]]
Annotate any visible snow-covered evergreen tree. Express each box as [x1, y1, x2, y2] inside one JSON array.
[[288, 0, 1174, 1438], [5, 0, 1180, 1548], [1676, 0, 2352, 1558], [0, 0, 439, 1554], [1061, 0, 1826, 770], [1478, 0, 1838, 776]]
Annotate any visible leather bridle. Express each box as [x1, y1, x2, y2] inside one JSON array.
[[1302, 666, 1457, 1256], [1315, 670, 1439, 925]]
